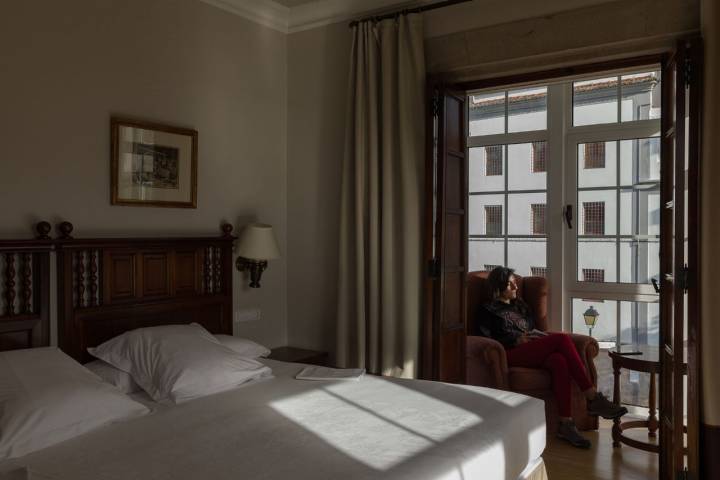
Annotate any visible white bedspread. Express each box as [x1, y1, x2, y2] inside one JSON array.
[[1, 360, 546, 480]]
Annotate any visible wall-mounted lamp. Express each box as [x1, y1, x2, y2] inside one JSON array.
[[235, 223, 280, 288]]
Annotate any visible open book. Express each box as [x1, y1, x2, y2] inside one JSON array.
[[295, 366, 365, 381]]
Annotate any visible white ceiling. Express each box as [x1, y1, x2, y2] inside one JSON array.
[[199, 0, 434, 33]]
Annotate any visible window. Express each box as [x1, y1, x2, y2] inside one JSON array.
[[531, 267, 548, 277], [485, 145, 503, 176], [531, 141, 547, 173], [583, 201, 605, 235], [484, 264, 502, 272], [584, 142, 606, 169], [485, 205, 503, 236], [531, 203, 546, 235], [582, 268, 605, 283]]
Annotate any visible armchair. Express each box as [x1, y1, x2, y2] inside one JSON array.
[[465, 271, 599, 431]]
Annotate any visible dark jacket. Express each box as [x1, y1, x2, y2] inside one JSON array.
[[470, 299, 536, 349]]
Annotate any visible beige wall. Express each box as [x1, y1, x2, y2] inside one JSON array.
[[285, 0, 700, 360], [286, 22, 351, 354], [701, 0, 720, 427], [0, 0, 288, 348]]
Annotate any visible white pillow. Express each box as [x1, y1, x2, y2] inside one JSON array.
[[215, 334, 270, 358], [88, 323, 272, 404], [0, 347, 148, 460], [84, 359, 142, 394]]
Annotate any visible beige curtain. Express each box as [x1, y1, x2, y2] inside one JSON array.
[[336, 14, 425, 378]]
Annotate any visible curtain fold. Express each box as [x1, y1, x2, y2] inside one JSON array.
[[337, 14, 425, 378]]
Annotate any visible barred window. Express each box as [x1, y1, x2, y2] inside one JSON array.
[[484, 264, 502, 272], [485, 205, 503, 236], [582, 268, 605, 283], [531, 267, 548, 277], [583, 201, 605, 235], [531, 141, 547, 173], [531, 203, 546, 235], [485, 145, 503, 176], [584, 142, 606, 169]]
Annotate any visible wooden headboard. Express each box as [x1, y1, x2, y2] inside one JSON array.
[[55, 222, 236, 362], [0, 223, 53, 351]]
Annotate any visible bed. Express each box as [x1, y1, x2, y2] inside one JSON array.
[[0, 223, 547, 480]]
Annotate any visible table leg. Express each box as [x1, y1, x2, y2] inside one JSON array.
[[648, 372, 658, 437], [612, 361, 622, 448]]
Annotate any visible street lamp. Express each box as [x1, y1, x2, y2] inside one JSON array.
[[583, 306, 600, 337]]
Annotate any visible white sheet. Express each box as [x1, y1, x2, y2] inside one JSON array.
[[0, 359, 546, 480]]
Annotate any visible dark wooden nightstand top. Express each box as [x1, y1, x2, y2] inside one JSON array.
[[268, 346, 329, 366]]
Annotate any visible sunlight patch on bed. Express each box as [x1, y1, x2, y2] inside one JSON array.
[[270, 389, 435, 470], [324, 379, 482, 442]]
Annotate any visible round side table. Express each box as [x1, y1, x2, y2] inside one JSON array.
[[608, 345, 687, 454]]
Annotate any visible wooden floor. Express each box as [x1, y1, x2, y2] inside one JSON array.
[[543, 418, 658, 480]]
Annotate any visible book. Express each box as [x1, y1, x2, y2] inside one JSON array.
[[295, 366, 365, 381]]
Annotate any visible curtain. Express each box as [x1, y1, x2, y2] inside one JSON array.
[[336, 14, 425, 378]]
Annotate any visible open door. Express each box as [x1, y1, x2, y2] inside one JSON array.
[[659, 37, 702, 480], [423, 85, 468, 383]]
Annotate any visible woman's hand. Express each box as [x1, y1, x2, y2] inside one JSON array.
[[515, 334, 533, 345]]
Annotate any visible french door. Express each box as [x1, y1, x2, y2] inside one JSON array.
[[424, 46, 702, 479], [658, 38, 701, 480]]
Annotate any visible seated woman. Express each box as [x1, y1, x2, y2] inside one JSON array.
[[477, 266, 627, 449]]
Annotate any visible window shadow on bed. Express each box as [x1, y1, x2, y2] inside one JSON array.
[[266, 375, 546, 480]]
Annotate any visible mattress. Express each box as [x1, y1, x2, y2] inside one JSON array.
[[0, 359, 546, 480]]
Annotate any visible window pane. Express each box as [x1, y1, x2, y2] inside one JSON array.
[[577, 239, 617, 282], [572, 298, 618, 347], [620, 188, 661, 236], [621, 71, 661, 122], [469, 239, 504, 272], [469, 146, 505, 193], [508, 86, 547, 133], [508, 239, 546, 277], [619, 238, 659, 284], [579, 190, 616, 236], [508, 142, 547, 191], [469, 91, 505, 136], [577, 141, 617, 188], [619, 138, 661, 186], [573, 76, 619, 126], [508, 192, 546, 235], [469, 194, 504, 235]]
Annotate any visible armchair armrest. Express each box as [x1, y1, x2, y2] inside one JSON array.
[[562, 332, 600, 385], [466, 336, 509, 389]]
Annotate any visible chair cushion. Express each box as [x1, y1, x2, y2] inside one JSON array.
[[508, 367, 552, 391]]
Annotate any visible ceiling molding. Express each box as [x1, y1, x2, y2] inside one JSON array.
[[288, 0, 429, 33], [199, 0, 290, 33], [199, 0, 432, 34]]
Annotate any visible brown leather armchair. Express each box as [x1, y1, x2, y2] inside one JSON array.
[[465, 271, 599, 431]]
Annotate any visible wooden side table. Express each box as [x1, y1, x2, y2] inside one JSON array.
[[268, 346, 329, 367], [608, 345, 687, 453]]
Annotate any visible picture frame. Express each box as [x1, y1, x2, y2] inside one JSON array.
[[111, 117, 198, 208]]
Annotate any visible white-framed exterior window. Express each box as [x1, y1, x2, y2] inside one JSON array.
[[467, 66, 662, 349], [468, 85, 549, 278]]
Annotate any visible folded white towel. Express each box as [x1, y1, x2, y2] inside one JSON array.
[[295, 366, 365, 381]]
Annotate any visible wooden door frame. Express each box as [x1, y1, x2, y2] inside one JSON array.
[[421, 51, 703, 478]]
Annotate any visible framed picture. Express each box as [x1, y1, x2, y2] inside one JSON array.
[[111, 117, 197, 208]]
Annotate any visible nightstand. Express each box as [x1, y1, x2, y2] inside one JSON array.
[[268, 346, 329, 366]]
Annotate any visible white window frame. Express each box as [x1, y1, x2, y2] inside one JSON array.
[[467, 65, 662, 333]]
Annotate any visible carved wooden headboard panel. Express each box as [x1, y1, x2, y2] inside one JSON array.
[[55, 222, 236, 362], [0, 223, 53, 351]]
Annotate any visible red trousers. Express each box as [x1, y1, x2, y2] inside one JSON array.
[[505, 333, 593, 417]]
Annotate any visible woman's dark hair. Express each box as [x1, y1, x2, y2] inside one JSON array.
[[487, 266, 515, 299]]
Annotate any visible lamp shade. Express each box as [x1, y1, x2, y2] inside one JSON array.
[[236, 223, 280, 260]]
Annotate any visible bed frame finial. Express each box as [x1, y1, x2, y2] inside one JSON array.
[[35, 221, 52, 240], [57, 222, 74, 240], [221, 223, 234, 237]]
